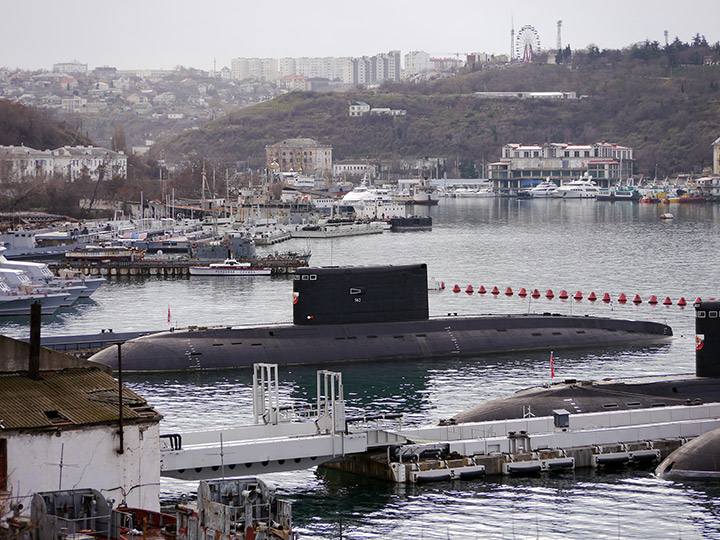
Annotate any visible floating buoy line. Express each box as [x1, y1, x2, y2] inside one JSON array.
[[441, 282, 713, 309]]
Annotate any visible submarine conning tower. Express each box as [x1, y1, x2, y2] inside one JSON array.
[[293, 263, 429, 325], [696, 300, 720, 377]]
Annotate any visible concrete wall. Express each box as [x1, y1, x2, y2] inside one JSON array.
[[4, 423, 160, 514], [0, 335, 111, 373]]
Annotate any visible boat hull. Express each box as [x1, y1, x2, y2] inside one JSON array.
[[90, 314, 673, 372], [189, 266, 271, 276]]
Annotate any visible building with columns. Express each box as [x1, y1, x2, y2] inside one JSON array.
[[265, 138, 332, 177], [713, 136, 720, 175]]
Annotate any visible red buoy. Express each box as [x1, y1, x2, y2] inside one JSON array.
[[633, 294, 642, 304], [663, 296, 672, 305], [573, 291, 583, 300], [478, 285, 486, 294], [491, 286, 500, 295], [678, 297, 687, 307], [466, 285, 474, 294], [452, 284, 461, 293], [648, 295, 658, 305], [518, 287, 527, 297], [559, 290, 569, 299], [602, 293, 611, 303], [440, 281, 445, 290], [546, 289, 554, 299], [588, 292, 597, 301], [505, 287, 513, 296], [618, 293, 627, 303], [531, 288, 540, 298], [695, 297, 702, 304]]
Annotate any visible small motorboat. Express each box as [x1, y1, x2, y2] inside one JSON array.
[[189, 258, 271, 276], [660, 213, 674, 220]]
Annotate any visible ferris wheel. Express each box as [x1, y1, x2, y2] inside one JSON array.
[[515, 25, 541, 62]]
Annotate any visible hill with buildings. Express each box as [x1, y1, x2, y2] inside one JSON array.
[[152, 40, 720, 178]]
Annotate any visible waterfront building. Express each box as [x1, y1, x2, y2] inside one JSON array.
[[488, 141, 634, 190], [333, 159, 377, 179], [0, 335, 163, 515], [265, 138, 332, 176]]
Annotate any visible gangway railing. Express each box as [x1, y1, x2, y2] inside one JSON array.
[[159, 364, 407, 480]]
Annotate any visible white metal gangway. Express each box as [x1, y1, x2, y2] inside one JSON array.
[[159, 364, 407, 480]]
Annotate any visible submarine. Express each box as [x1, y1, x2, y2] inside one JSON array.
[[89, 263, 673, 373], [446, 300, 720, 425]]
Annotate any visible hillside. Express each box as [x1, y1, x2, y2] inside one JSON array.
[[154, 42, 720, 177], [0, 100, 93, 149]]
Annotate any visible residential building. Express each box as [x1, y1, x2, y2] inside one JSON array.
[[405, 51, 431, 77], [0, 334, 163, 515], [53, 145, 128, 180], [265, 138, 332, 176], [277, 75, 308, 92], [61, 97, 88, 113], [52, 60, 88, 74], [488, 141, 634, 189], [230, 58, 278, 82], [349, 101, 370, 116], [0, 145, 54, 179], [0, 145, 127, 181]]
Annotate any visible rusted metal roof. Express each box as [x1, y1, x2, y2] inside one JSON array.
[[0, 368, 162, 431]]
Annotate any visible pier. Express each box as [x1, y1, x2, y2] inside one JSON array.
[[61, 254, 308, 277], [158, 364, 720, 483]]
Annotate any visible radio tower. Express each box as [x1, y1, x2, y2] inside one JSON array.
[[664, 30, 669, 47], [511, 16, 515, 61], [557, 20, 563, 52]]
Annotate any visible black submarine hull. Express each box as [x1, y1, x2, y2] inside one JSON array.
[[90, 264, 672, 373], [449, 300, 720, 425], [90, 313, 672, 372]]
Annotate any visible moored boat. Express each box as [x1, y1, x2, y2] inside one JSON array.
[[189, 258, 271, 276], [65, 245, 146, 262]]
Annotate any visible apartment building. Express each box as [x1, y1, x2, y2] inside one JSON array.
[[0, 145, 127, 181]]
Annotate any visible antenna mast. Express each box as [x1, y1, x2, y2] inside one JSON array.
[[557, 20, 563, 53]]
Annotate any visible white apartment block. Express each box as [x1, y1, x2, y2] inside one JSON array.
[[404, 51, 431, 76], [233, 51, 400, 85], [52, 60, 88, 74], [0, 145, 127, 181], [61, 97, 88, 113], [0, 146, 54, 179], [231, 57, 279, 81], [349, 102, 371, 116]]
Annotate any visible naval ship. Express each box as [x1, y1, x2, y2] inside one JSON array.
[[89, 263, 673, 372]]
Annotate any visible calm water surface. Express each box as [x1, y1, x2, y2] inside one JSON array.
[[4, 199, 720, 538]]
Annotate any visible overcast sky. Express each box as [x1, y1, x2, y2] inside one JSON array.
[[2, 0, 719, 71]]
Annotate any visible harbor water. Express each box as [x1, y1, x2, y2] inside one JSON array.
[[4, 198, 720, 538]]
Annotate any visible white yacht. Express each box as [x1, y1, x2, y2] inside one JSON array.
[[557, 176, 600, 199], [529, 179, 560, 198]]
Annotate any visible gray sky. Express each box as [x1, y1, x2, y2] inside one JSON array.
[[2, 0, 718, 71]]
